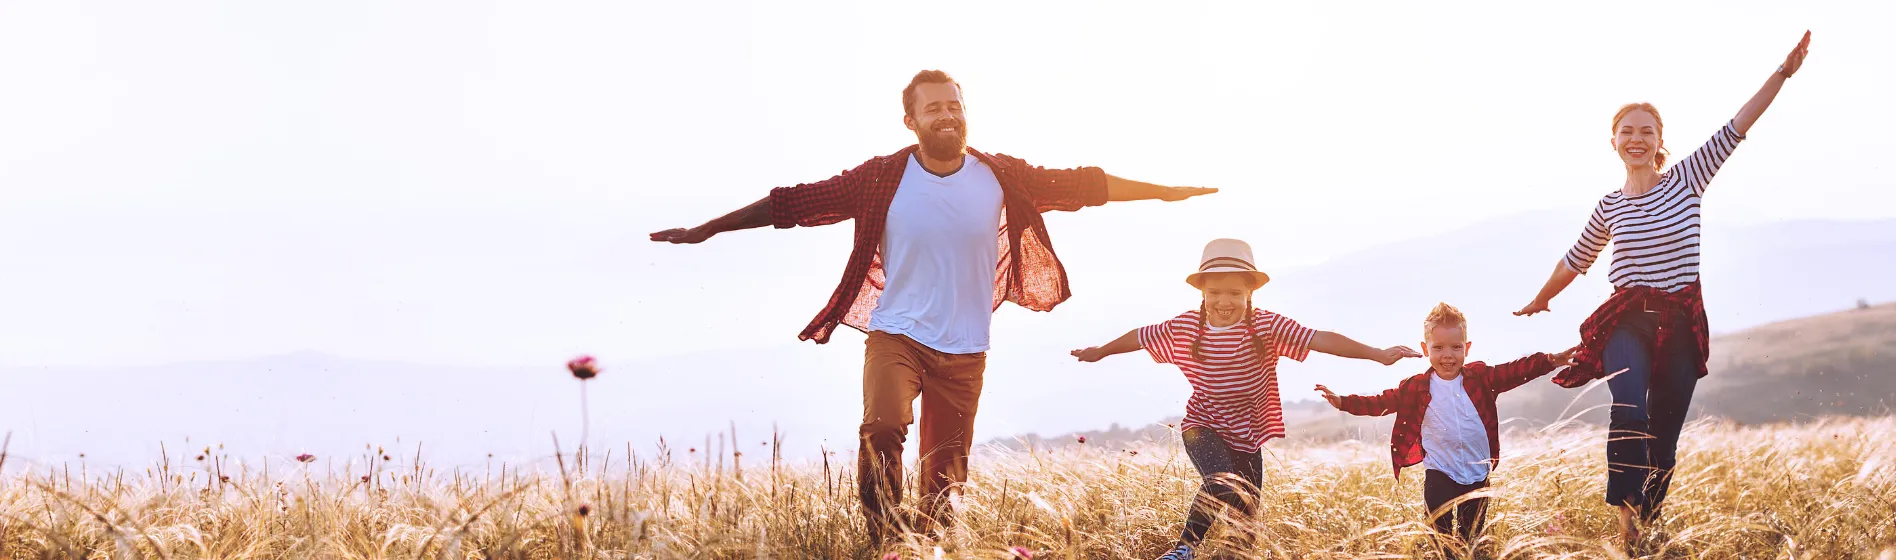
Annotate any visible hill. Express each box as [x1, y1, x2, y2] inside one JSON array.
[[993, 301, 1896, 450]]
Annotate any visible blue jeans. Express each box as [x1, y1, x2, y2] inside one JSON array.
[[1602, 311, 1700, 520], [1178, 427, 1262, 545]]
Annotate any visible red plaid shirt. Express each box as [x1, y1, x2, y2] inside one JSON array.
[[1335, 353, 1558, 478], [768, 145, 1108, 343], [1551, 282, 1709, 388]]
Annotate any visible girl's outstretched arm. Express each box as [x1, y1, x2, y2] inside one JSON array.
[[1071, 329, 1141, 362], [1308, 331, 1420, 366], [1733, 31, 1811, 136]]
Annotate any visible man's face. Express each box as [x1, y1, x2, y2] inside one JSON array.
[[905, 81, 967, 161]]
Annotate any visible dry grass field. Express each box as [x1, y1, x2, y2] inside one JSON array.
[[0, 415, 1891, 559]]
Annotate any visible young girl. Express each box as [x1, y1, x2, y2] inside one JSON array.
[[1071, 238, 1421, 560], [1514, 31, 1811, 545], [1315, 303, 1577, 558]]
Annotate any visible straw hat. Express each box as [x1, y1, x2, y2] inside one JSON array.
[[1185, 238, 1272, 289]]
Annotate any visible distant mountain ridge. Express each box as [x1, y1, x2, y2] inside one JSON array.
[[5, 213, 1892, 467]]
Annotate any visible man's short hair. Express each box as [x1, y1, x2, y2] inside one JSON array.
[[902, 70, 960, 118]]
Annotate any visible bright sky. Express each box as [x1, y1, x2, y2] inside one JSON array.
[[1, 2, 1891, 460]]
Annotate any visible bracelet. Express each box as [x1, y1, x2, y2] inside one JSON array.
[[1777, 64, 1792, 78]]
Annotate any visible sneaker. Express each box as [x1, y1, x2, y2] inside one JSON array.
[[1156, 544, 1194, 560]]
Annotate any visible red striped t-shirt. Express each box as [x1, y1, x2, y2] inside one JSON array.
[[1137, 309, 1315, 453]]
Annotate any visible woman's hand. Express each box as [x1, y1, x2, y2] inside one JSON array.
[[1070, 347, 1110, 363], [1779, 30, 1811, 78], [1738, 31, 1813, 135], [1520, 262, 1579, 317], [1314, 385, 1343, 408]]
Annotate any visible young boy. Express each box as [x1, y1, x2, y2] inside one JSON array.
[[1316, 303, 1577, 555]]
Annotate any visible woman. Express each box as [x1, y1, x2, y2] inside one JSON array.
[[1514, 31, 1811, 545]]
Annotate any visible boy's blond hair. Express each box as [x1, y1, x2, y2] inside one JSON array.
[[1422, 302, 1468, 342]]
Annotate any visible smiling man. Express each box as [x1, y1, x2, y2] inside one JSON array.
[[649, 69, 1216, 543]]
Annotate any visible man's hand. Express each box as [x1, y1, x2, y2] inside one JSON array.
[[1106, 174, 1219, 203], [1314, 384, 1342, 409], [1156, 186, 1218, 202], [1070, 347, 1109, 363], [1376, 346, 1423, 366], [649, 196, 773, 244], [649, 227, 713, 244], [1551, 345, 1581, 368]]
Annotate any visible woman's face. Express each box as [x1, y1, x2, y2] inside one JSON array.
[[1613, 109, 1663, 170]]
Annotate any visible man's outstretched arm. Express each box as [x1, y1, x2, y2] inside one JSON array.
[[650, 159, 866, 244], [1106, 174, 1218, 202], [1006, 155, 1217, 213], [649, 196, 772, 244]]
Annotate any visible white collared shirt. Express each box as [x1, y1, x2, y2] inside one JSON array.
[[1421, 373, 1492, 485]]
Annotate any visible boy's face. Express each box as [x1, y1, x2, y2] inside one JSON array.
[[1423, 325, 1470, 376]]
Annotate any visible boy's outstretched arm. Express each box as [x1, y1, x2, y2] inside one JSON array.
[[1071, 329, 1142, 362], [1315, 384, 1399, 416], [1308, 331, 1421, 366], [1491, 345, 1581, 393]]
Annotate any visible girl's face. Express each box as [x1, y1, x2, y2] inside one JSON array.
[[1613, 109, 1663, 170], [1199, 273, 1255, 327]]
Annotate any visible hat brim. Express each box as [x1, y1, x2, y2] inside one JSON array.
[[1186, 269, 1271, 290]]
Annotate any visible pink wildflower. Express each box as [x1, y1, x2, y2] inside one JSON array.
[[567, 355, 599, 380]]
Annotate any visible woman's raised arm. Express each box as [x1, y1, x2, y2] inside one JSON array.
[[1733, 31, 1811, 136]]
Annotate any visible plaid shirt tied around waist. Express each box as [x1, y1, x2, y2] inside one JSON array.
[[1552, 283, 1709, 388]]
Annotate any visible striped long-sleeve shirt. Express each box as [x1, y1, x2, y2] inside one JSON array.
[[1563, 121, 1746, 291]]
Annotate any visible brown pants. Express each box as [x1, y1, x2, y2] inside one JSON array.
[[858, 331, 986, 541]]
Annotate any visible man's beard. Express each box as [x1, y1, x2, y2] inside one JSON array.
[[917, 119, 968, 161]]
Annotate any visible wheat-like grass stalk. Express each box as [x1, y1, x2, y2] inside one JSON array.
[[0, 417, 1889, 558]]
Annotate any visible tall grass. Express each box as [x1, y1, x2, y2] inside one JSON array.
[[1, 416, 1892, 559]]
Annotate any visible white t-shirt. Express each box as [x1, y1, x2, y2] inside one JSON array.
[[868, 154, 1004, 354], [1421, 373, 1492, 485]]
